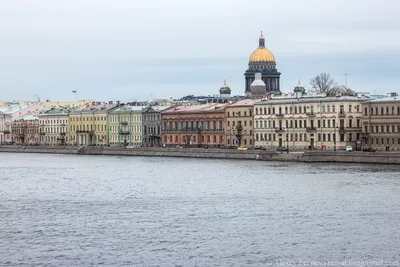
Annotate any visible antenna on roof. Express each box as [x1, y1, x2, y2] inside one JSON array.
[[342, 73, 351, 87]]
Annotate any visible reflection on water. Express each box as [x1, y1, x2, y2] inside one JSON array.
[[0, 153, 399, 266]]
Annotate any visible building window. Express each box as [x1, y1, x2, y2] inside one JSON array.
[[207, 136, 210, 143]]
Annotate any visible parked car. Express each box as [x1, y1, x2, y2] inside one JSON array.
[[226, 145, 237, 150], [346, 146, 353, 152], [254, 146, 266, 150], [237, 146, 248, 151], [277, 146, 288, 152], [127, 145, 136, 149], [363, 148, 376, 152]]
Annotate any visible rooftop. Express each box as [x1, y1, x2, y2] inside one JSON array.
[[162, 103, 229, 114], [367, 96, 400, 103], [39, 107, 75, 116], [71, 103, 118, 114], [16, 115, 39, 121], [226, 99, 261, 108], [255, 95, 371, 105]]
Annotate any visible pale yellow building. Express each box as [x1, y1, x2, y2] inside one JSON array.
[[225, 99, 260, 146], [69, 101, 118, 145], [254, 93, 368, 151], [361, 94, 400, 151]]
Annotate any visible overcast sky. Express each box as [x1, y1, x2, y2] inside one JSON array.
[[0, 0, 399, 102]]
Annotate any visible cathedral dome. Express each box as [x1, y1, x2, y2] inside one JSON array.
[[249, 33, 276, 63], [219, 80, 231, 95]]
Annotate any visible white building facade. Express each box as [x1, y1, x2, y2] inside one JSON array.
[[254, 94, 368, 151], [38, 108, 72, 145], [0, 112, 12, 144]]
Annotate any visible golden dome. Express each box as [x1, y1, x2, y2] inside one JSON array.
[[221, 79, 229, 88], [249, 33, 276, 63], [249, 47, 276, 63]]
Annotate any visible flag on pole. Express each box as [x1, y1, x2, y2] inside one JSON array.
[[72, 90, 77, 93]]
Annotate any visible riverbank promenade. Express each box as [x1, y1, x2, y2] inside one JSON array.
[[1, 145, 400, 164]]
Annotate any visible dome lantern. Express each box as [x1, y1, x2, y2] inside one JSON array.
[[248, 32, 276, 64], [219, 79, 231, 96]]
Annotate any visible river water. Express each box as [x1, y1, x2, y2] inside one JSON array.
[[0, 153, 399, 266]]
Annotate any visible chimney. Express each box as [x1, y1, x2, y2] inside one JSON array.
[[108, 101, 113, 104], [91, 101, 96, 105]]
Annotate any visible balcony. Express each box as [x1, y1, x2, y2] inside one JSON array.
[[39, 132, 46, 136], [60, 132, 66, 136], [76, 130, 94, 134], [306, 112, 315, 118], [120, 122, 128, 126], [3, 130, 10, 134], [119, 130, 131, 135], [360, 133, 369, 138], [276, 114, 284, 119], [274, 128, 284, 133], [339, 128, 346, 134], [338, 111, 346, 117], [306, 127, 317, 132]]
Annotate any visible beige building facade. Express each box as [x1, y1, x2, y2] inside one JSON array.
[[254, 95, 368, 151], [38, 108, 73, 145], [361, 95, 400, 151], [224, 99, 260, 146]]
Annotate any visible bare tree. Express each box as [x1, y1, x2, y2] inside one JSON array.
[[326, 85, 356, 97], [309, 73, 336, 93]]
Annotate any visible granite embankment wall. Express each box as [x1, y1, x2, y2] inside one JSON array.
[[0, 145, 78, 155], [0, 145, 400, 164]]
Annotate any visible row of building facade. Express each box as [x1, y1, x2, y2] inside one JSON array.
[[1, 93, 400, 151], [162, 90, 400, 151]]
